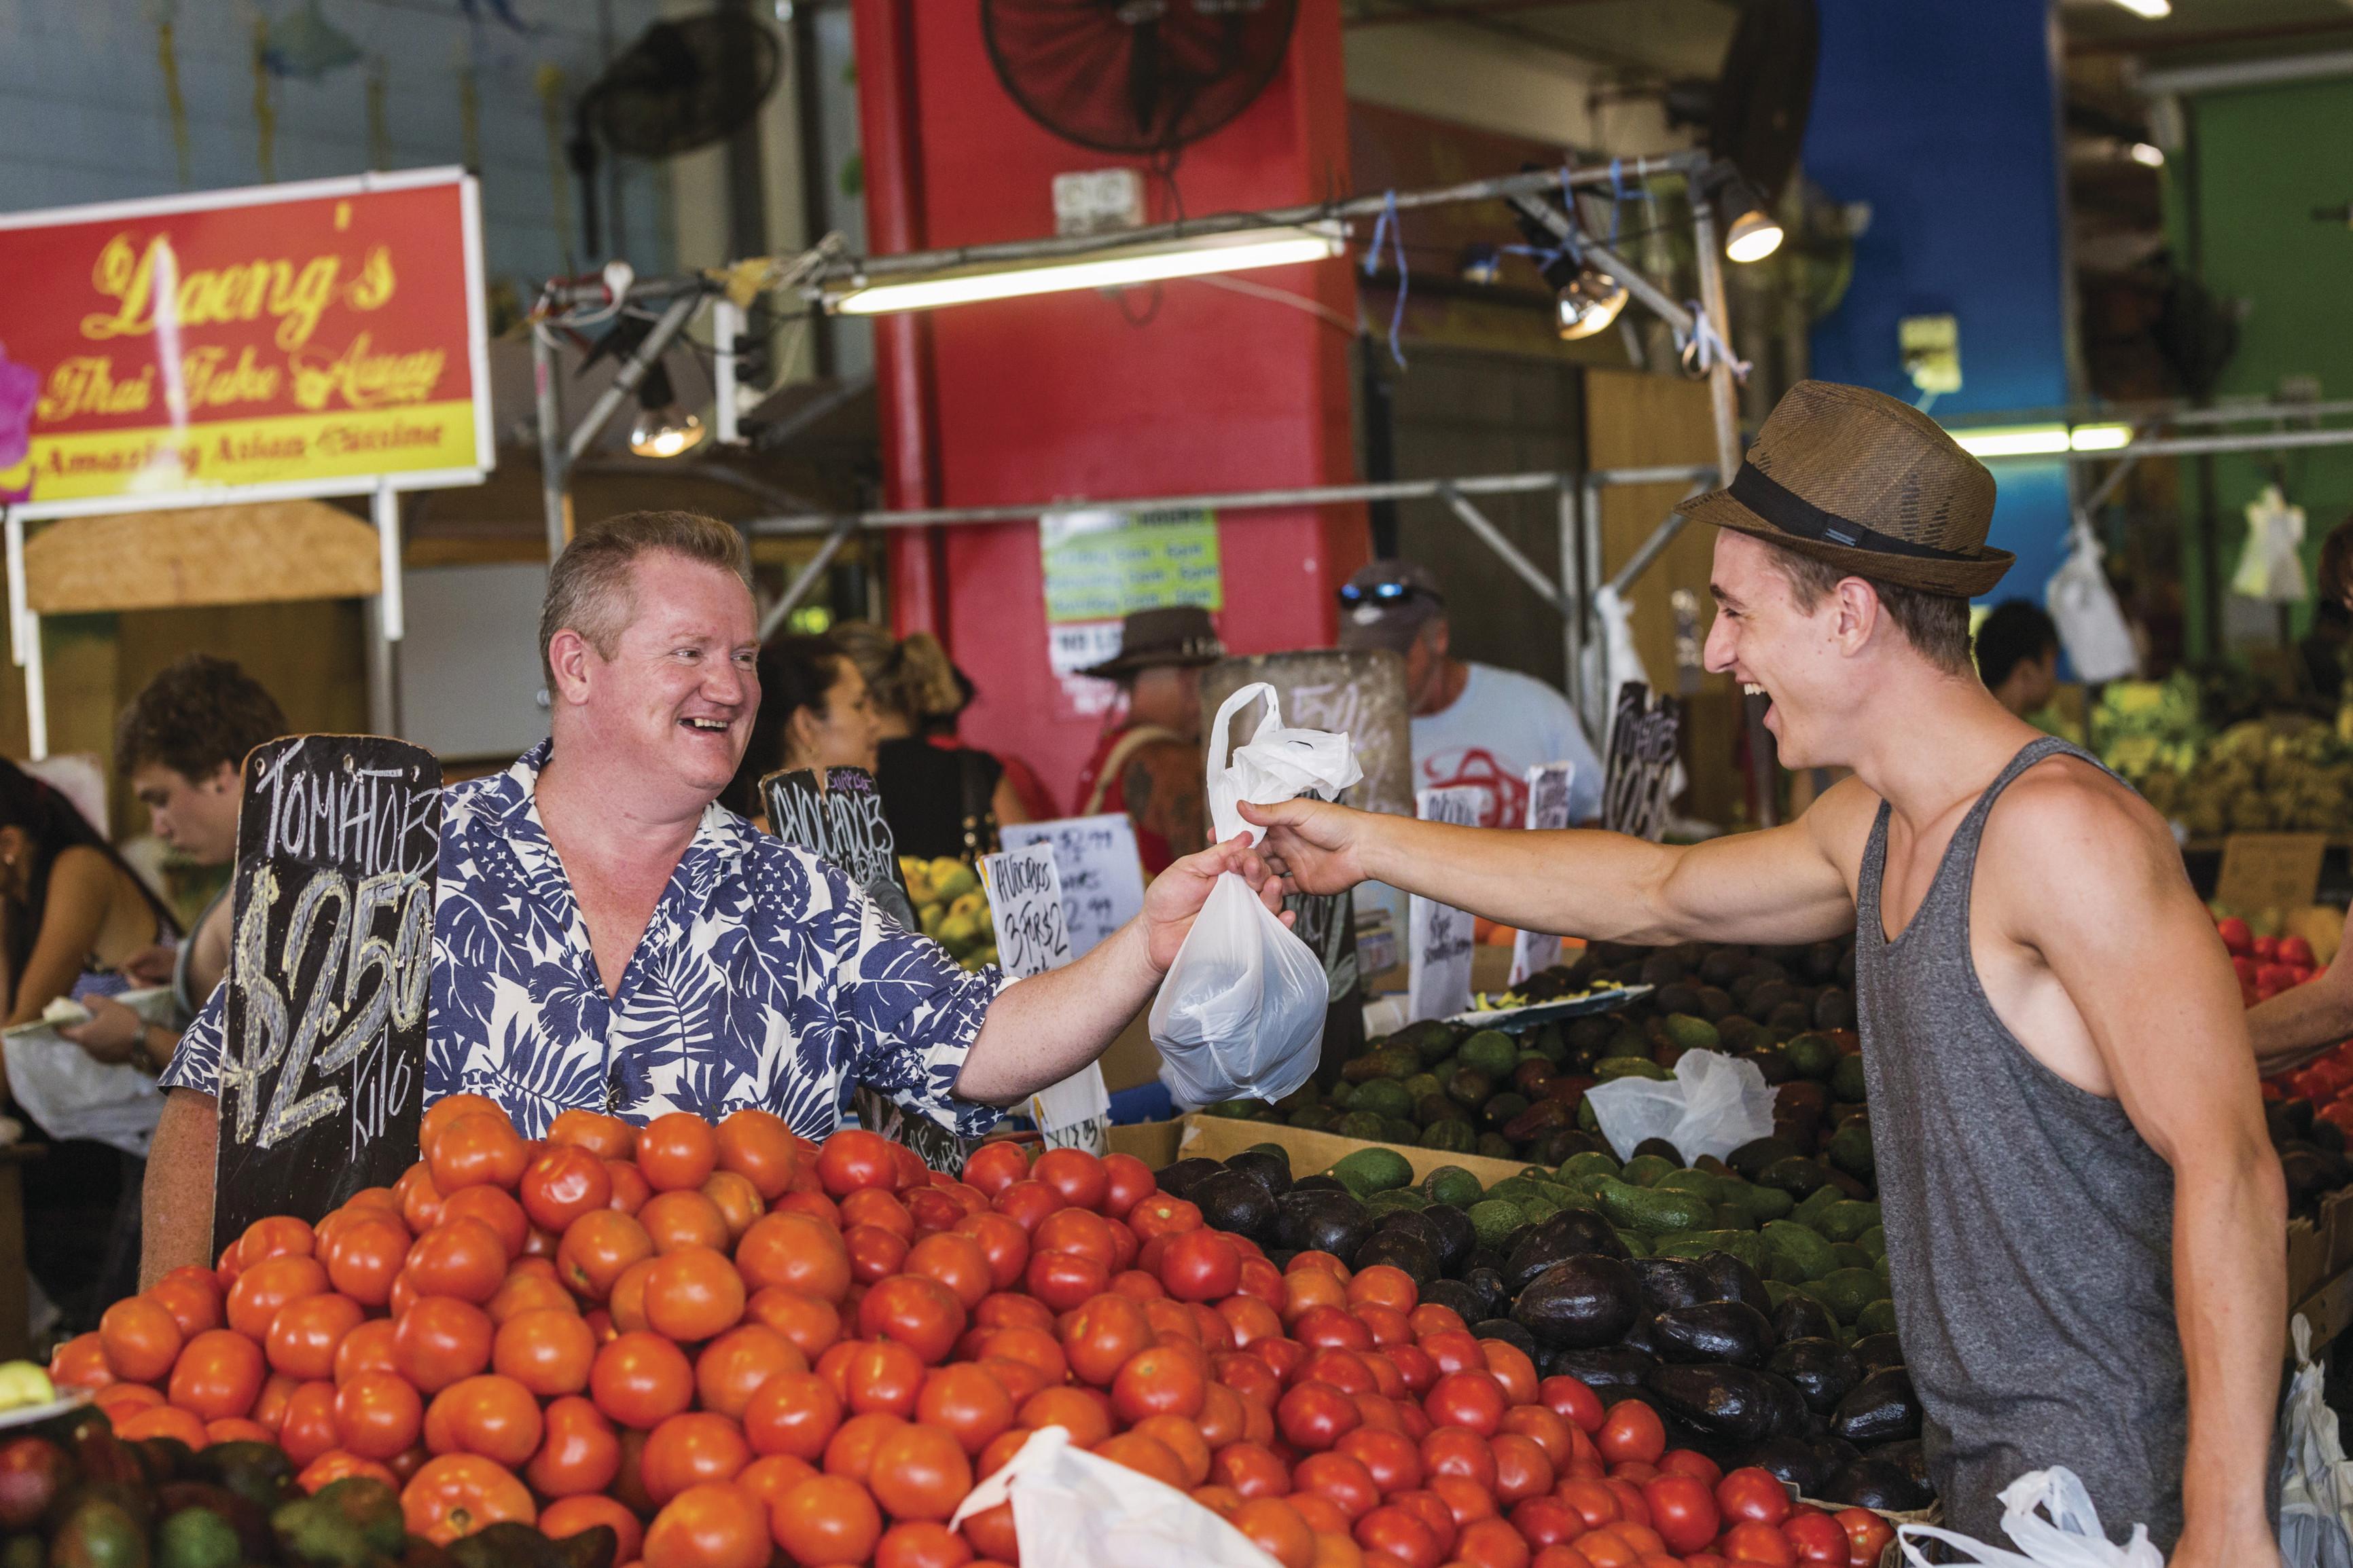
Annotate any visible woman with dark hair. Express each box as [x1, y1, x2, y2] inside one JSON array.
[[0, 759, 183, 1332], [719, 634, 882, 820]]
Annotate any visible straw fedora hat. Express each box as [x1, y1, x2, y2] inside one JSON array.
[[1674, 380, 2012, 598]]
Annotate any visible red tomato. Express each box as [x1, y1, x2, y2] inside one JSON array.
[[1596, 1400, 1664, 1465], [1659, 1448, 1722, 1487], [1837, 1508, 1897, 1568], [1721, 1519, 1796, 1566], [1159, 1230, 1241, 1303], [1641, 1474, 1720, 1555], [1716, 1466, 1793, 1528], [1423, 1370, 1507, 1437], [960, 1142, 1029, 1199], [1783, 1510, 1850, 1565], [1098, 1153, 1155, 1220], [1278, 1382, 1363, 1451]]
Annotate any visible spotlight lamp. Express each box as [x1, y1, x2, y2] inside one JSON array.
[[1700, 162, 1784, 264], [1556, 270, 1629, 340], [628, 357, 707, 459]]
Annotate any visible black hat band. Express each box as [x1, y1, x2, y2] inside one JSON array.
[[1729, 463, 1980, 565]]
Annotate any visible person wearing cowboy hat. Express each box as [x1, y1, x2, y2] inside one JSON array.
[[1246, 382, 2282, 1564], [1071, 605, 1224, 875]]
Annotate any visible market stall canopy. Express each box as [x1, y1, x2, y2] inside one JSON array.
[[20, 499, 380, 613]]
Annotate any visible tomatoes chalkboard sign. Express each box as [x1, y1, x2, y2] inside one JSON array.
[[213, 736, 440, 1252]]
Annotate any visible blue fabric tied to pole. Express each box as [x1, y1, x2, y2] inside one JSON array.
[[1363, 189, 1409, 368]]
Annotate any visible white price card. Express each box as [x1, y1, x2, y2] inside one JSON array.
[[1509, 762, 1578, 988], [980, 841, 1110, 1154], [1407, 786, 1483, 1024], [999, 814, 1148, 961]]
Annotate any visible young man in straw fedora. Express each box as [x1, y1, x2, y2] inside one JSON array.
[[1248, 381, 2282, 1563]]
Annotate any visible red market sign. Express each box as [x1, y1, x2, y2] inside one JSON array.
[[0, 168, 490, 515]]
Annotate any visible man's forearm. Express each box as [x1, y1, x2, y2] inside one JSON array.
[[953, 920, 1161, 1105], [2248, 974, 2353, 1073], [1354, 815, 1692, 942], [2171, 1140, 2286, 1556], [142, 1090, 218, 1287]]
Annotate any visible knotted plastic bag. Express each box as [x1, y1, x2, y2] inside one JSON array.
[[2047, 519, 2138, 684], [2235, 483, 2310, 603], [1150, 684, 1360, 1106], [1898, 1467, 2164, 1568], [2281, 1313, 2353, 1568], [1584, 1048, 1776, 1164], [948, 1425, 1282, 1568]]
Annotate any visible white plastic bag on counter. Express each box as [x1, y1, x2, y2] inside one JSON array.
[[1899, 1467, 2163, 1568], [1150, 684, 1358, 1106], [2, 989, 175, 1158], [948, 1425, 1282, 1568], [2281, 1314, 2353, 1568], [1585, 1048, 1776, 1164]]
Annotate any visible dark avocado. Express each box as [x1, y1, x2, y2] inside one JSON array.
[[1542, 1344, 1656, 1394], [1419, 1203, 1475, 1274], [1474, 1319, 1541, 1360], [1511, 1255, 1642, 1349], [1155, 1158, 1224, 1197], [1642, 1362, 1807, 1444], [1462, 1266, 1509, 1319], [1738, 1435, 1842, 1496], [1757, 1157, 1833, 1198], [1873, 1438, 1930, 1487], [1651, 1302, 1776, 1368], [1632, 1137, 1685, 1165], [1456, 1246, 1509, 1282], [1275, 1190, 1371, 1258], [1620, 1313, 1660, 1355], [1290, 1174, 1350, 1196], [1766, 1337, 1864, 1415], [1831, 1366, 1922, 1445], [1727, 1137, 1802, 1181], [1850, 1333, 1907, 1373], [1827, 1459, 1936, 1512], [1772, 1292, 1839, 1344], [1505, 1207, 1629, 1292], [1420, 1280, 1488, 1324], [1191, 1169, 1279, 1243], [1374, 1207, 1441, 1253], [1225, 1149, 1293, 1200], [1352, 1228, 1437, 1286], [1696, 1251, 1776, 1319], [1630, 1256, 1713, 1313]]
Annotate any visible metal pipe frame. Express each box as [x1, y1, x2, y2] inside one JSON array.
[[2070, 425, 2353, 461]]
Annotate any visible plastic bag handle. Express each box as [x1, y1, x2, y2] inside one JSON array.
[[1205, 682, 1281, 799]]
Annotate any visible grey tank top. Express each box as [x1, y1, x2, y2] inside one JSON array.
[[1854, 735, 2187, 1550]]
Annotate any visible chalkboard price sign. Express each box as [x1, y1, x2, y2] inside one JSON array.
[[214, 736, 440, 1253], [762, 766, 920, 932], [1601, 683, 1683, 842]]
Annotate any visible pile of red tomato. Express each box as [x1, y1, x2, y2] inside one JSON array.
[[51, 1097, 1904, 1568], [2219, 916, 2321, 1009]]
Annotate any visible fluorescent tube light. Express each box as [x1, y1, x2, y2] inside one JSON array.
[[1954, 426, 2072, 458], [823, 224, 1346, 316], [2070, 423, 2134, 452], [2107, 0, 2169, 16]]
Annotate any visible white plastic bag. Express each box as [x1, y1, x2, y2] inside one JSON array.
[[1899, 1467, 2163, 1568], [2047, 519, 2139, 684], [1, 987, 175, 1157], [1585, 1048, 1776, 1164], [1150, 685, 1359, 1106], [2235, 484, 2311, 603], [2281, 1314, 2353, 1568], [949, 1425, 1280, 1568]]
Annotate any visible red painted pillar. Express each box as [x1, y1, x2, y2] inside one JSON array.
[[849, 0, 946, 636], [854, 1, 1368, 805]]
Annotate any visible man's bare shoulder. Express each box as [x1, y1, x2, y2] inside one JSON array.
[[1794, 773, 1888, 878], [1981, 752, 2187, 905]]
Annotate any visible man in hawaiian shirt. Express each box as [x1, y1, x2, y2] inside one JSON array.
[[141, 510, 1284, 1282]]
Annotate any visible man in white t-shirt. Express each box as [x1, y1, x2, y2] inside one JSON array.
[[1336, 560, 1603, 826]]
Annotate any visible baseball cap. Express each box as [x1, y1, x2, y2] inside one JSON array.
[[1337, 561, 1445, 654]]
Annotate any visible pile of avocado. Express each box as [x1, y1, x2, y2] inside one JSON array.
[[0, 1405, 615, 1568], [1158, 1134, 1932, 1514], [1213, 934, 1878, 1190]]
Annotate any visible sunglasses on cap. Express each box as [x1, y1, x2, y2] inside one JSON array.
[[1337, 580, 1442, 608]]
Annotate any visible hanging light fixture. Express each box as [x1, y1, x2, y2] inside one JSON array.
[[1556, 270, 1629, 340], [1719, 181, 1784, 263], [628, 357, 705, 458], [821, 223, 1346, 315]]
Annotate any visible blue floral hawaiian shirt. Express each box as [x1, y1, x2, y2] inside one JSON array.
[[162, 741, 1007, 1140]]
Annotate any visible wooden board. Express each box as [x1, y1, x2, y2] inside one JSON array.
[[213, 737, 439, 1252], [2215, 833, 2329, 915], [24, 501, 382, 613]]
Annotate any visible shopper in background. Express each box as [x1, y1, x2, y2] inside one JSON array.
[[1975, 598, 2061, 720], [719, 632, 882, 819], [1337, 560, 1603, 828], [1254, 382, 2284, 1565], [832, 621, 1033, 859], [1071, 605, 1222, 874], [2250, 517, 2353, 1072], [0, 757, 185, 1327], [58, 655, 287, 1068]]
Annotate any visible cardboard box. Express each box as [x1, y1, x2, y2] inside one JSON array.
[[2291, 1214, 2330, 1308], [1096, 1006, 1163, 1093], [1107, 1120, 1182, 1168], [1166, 1113, 1537, 1186], [2323, 1188, 2353, 1281]]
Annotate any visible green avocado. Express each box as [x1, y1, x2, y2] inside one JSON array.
[[1810, 1266, 1886, 1325], [1401, 1072, 1443, 1104], [1380, 1116, 1421, 1146], [1735, 1182, 1795, 1223], [1618, 1154, 1678, 1188], [156, 1509, 241, 1568], [1288, 1107, 1342, 1133], [1329, 1146, 1414, 1197], [1423, 1165, 1485, 1209], [1393, 1019, 1460, 1065], [1830, 1053, 1869, 1104], [1595, 1056, 1672, 1082], [1467, 1199, 1525, 1249], [1350, 1079, 1414, 1120], [1782, 1032, 1839, 1080], [53, 1496, 150, 1568], [1459, 1029, 1518, 1078], [1856, 1298, 1899, 1338], [1815, 1200, 1882, 1244], [1649, 1228, 1765, 1273], [1420, 1119, 1477, 1154], [1336, 1111, 1387, 1142], [1762, 1219, 1837, 1283], [1615, 1229, 1653, 1257], [1659, 1014, 1722, 1054], [1520, 1197, 1562, 1224], [1558, 1150, 1621, 1182], [1827, 1120, 1877, 1181], [1365, 1188, 1430, 1218], [1712, 1203, 1759, 1232], [1831, 1243, 1873, 1273], [1857, 1224, 1886, 1260]]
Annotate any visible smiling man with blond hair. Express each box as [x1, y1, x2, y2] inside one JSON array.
[[146, 510, 1282, 1281]]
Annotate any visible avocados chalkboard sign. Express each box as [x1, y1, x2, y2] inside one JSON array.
[[1601, 682, 1683, 843], [761, 766, 920, 933], [213, 736, 440, 1253]]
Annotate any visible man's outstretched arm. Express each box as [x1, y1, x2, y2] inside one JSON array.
[[2247, 941, 2353, 1072], [143, 1089, 217, 1287], [952, 835, 1285, 1105], [1242, 778, 1868, 948], [1998, 778, 2284, 1568]]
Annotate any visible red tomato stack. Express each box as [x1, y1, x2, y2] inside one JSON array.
[[52, 1098, 1903, 1568], [2218, 916, 2320, 1008]]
